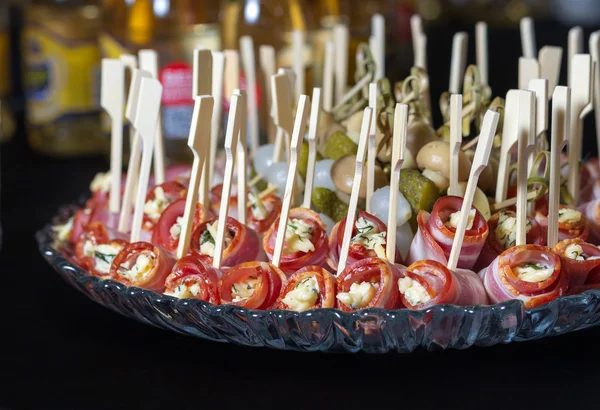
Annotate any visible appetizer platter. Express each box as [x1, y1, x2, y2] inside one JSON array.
[[37, 16, 600, 353]]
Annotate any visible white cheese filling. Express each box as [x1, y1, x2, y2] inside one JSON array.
[[165, 282, 202, 299], [169, 216, 184, 240], [90, 171, 111, 193], [53, 217, 74, 242], [231, 277, 259, 302], [445, 209, 476, 230], [198, 221, 232, 257], [351, 217, 387, 259], [248, 192, 268, 220], [284, 218, 315, 254], [281, 276, 319, 312], [143, 187, 169, 222], [336, 282, 379, 309], [93, 243, 123, 274], [558, 208, 582, 224], [495, 212, 532, 249], [398, 277, 431, 306], [118, 253, 156, 282], [565, 243, 586, 260], [514, 263, 554, 283]]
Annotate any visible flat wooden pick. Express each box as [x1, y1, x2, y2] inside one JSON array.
[[538, 46, 563, 96], [323, 41, 336, 112], [518, 57, 540, 90], [208, 51, 225, 195], [271, 73, 294, 162], [130, 78, 163, 243], [223, 50, 241, 100], [240, 36, 260, 157], [410, 14, 424, 54], [271, 95, 311, 268], [101, 59, 125, 214], [591, 32, 600, 157], [192, 48, 213, 97], [372, 14, 385, 80], [449, 94, 463, 196], [495, 90, 520, 203], [213, 94, 243, 270], [527, 78, 549, 157], [177, 96, 214, 259], [568, 27, 584, 88], [386, 103, 408, 264], [447, 109, 499, 271], [120, 54, 138, 149], [515, 90, 536, 246], [548, 86, 571, 248], [337, 107, 373, 275], [520, 17, 536, 59], [259, 45, 277, 142], [302, 88, 322, 209], [366, 83, 378, 213], [333, 23, 349, 103], [234, 89, 248, 225], [292, 30, 305, 99], [449, 32, 468, 94], [118, 68, 152, 233], [475, 22, 488, 86]]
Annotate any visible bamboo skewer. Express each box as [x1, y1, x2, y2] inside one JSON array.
[[292, 30, 305, 99], [518, 57, 540, 90], [234, 89, 248, 225], [538, 46, 562, 96], [259, 45, 277, 143], [411, 15, 426, 69], [120, 54, 138, 150], [475, 22, 488, 86], [322, 41, 336, 113], [496, 90, 520, 203], [515, 90, 536, 246], [302, 88, 322, 209], [207, 51, 225, 198], [568, 27, 584, 88], [590, 32, 600, 159], [333, 23, 349, 103], [240, 36, 260, 157], [366, 83, 378, 212], [449, 32, 468, 94], [449, 94, 462, 196], [371, 14, 385, 80], [271, 73, 294, 163], [520, 17, 536, 59]]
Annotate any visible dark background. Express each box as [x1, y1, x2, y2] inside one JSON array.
[[3, 4, 600, 410]]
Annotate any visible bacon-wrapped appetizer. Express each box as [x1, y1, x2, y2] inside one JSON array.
[[327, 211, 401, 272], [151, 199, 213, 254], [535, 205, 590, 242], [218, 261, 287, 309], [263, 208, 329, 275], [398, 260, 488, 309], [74, 222, 128, 277], [335, 258, 403, 311], [406, 196, 489, 270], [473, 210, 545, 271], [246, 192, 282, 235], [479, 244, 568, 308], [109, 242, 177, 291], [552, 238, 600, 287], [275, 266, 336, 311], [163, 255, 221, 304], [189, 216, 265, 267], [142, 181, 187, 232]]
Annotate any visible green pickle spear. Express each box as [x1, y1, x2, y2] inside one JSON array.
[[323, 131, 358, 160], [399, 169, 439, 230], [312, 187, 349, 222], [298, 142, 323, 180]]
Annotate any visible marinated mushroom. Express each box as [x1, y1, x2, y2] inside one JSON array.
[[342, 110, 364, 144], [416, 141, 472, 190], [406, 120, 437, 160], [331, 154, 388, 199]]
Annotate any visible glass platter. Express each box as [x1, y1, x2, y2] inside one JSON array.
[[36, 203, 600, 353]]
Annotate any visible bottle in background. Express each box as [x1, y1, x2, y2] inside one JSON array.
[[24, 0, 105, 157], [0, 1, 16, 143]]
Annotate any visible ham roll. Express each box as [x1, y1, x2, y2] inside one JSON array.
[[406, 196, 489, 270], [473, 210, 545, 272], [163, 255, 222, 304], [399, 260, 488, 309], [263, 208, 329, 275], [247, 193, 282, 235], [327, 210, 401, 272], [579, 199, 600, 244], [189, 216, 265, 267], [74, 222, 128, 277], [553, 238, 600, 287], [335, 258, 403, 311], [275, 266, 336, 311], [480, 244, 568, 308], [151, 199, 213, 254], [535, 204, 590, 242], [109, 242, 177, 291], [218, 261, 287, 309], [142, 181, 187, 232]]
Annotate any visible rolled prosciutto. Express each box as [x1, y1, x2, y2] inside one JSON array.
[[247, 192, 282, 235], [335, 258, 403, 311], [163, 255, 222, 304], [74, 222, 127, 277], [473, 210, 545, 271], [109, 242, 177, 291], [143, 181, 187, 231], [263, 208, 329, 275], [398, 260, 488, 309], [151, 199, 213, 253], [275, 266, 336, 311], [535, 205, 590, 242], [579, 199, 600, 244], [327, 210, 401, 272], [218, 261, 287, 309], [480, 244, 568, 308], [189, 216, 265, 267], [406, 196, 489, 270], [553, 238, 600, 287]]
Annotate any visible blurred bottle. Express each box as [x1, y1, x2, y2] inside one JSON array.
[[0, 1, 15, 143], [100, 0, 221, 163], [24, 0, 105, 156]]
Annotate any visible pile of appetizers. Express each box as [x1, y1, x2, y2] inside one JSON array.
[[51, 15, 600, 313]]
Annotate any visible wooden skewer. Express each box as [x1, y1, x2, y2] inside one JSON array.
[[101, 59, 125, 215], [518, 57, 540, 90], [271, 95, 311, 268], [490, 190, 539, 213], [223, 50, 241, 101], [366, 83, 378, 213], [271, 73, 294, 163], [333, 23, 349, 103], [302, 88, 322, 209], [208, 51, 225, 198], [386, 103, 408, 265], [547, 86, 571, 248], [292, 30, 305, 99], [515, 90, 536, 246], [234, 89, 248, 225], [449, 94, 462, 196], [118, 69, 151, 233], [371, 14, 385, 80], [567, 54, 592, 205], [130, 78, 163, 243], [138, 49, 165, 185], [590, 32, 600, 160], [520, 17, 536, 59], [337, 107, 373, 275], [120, 54, 138, 149], [331, 74, 373, 113], [527, 78, 548, 166], [322, 41, 336, 112], [568, 27, 584, 88], [448, 110, 499, 271], [538, 46, 562, 97], [240, 36, 260, 158], [259, 45, 277, 143], [475, 22, 488, 86], [213, 94, 243, 270], [495, 90, 520, 203], [449, 32, 468, 94], [411, 15, 426, 69], [176, 96, 214, 259]]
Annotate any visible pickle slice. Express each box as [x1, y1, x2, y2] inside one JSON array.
[[400, 169, 440, 229], [323, 131, 358, 160], [312, 187, 349, 222]]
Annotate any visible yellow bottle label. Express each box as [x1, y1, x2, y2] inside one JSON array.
[[23, 25, 100, 125], [0, 31, 9, 97], [99, 32, 131, 60]]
